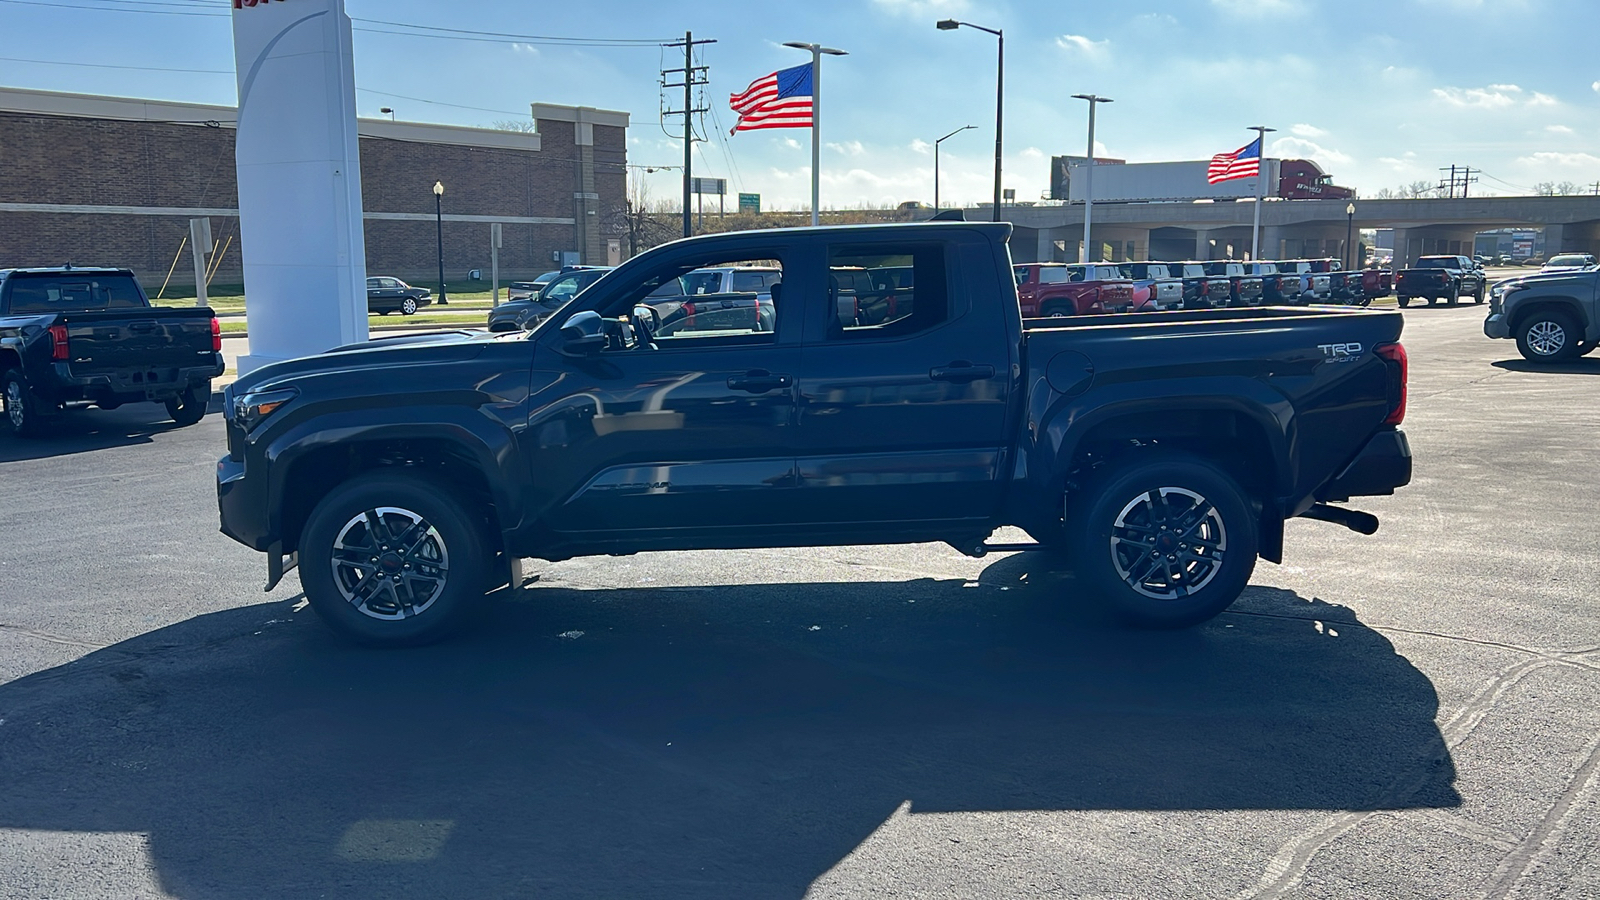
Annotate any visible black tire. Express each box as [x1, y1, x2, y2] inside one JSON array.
[[401, 297, 418, 315], [164, 380, 210, 427], [1516, 309, 1583, 362], [299, 471, 492, 646], [2, 368, 54, 438], [1064, 451, 1258, 629], [1398, 295, 1411, 308], [1474, 283, 1486, 304], [1042, 302, 1073, 318], [1447, 281, 1460, 306]]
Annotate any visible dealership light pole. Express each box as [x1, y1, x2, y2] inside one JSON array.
[[783, 41, 848, 226], [1248, 125, 1275, 261], [936, 19, 1002, 221], [1345, 202, 1356, 270], [933, 124, 975, 213], [1073, 94, 1112, 262], [380, 106, 394, 121], [433, 180, 447, 304]]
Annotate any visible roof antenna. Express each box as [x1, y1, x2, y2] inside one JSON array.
[[64, 261, 73, 270]]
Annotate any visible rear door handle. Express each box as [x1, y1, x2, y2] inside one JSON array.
[[929, 362, 996, 383], [727, 370, 793, 393]]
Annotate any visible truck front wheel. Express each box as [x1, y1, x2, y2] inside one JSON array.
[[1041, 302, 1074, 318], [299, 472, 492, 646], [1516, 310, 1583, 362], [1064, 451, 1257, 629]]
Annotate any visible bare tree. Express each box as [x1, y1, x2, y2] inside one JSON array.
[[1534, 181, 1558, 196], [1556, 180, 1583, 196], [490, 119, 537, 133]]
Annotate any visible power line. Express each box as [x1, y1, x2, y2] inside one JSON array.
[[349, 17, 670, 46], [0, 0, 227, 16], [0, 54, 230, 74], [354, 88, 531, 119]]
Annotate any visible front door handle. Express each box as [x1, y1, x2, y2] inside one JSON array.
[[929, 361, 996, 384], [727, 369, 793, 394]]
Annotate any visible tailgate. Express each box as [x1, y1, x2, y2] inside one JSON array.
[[61, 308, 217, 374]]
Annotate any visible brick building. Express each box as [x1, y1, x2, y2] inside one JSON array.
[[0, 87, 628, 292]]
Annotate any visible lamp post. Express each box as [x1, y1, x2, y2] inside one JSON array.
[[1247, 125, 1276, 261], [936, 19, 1002, 222], [1072, 94, 1112, 262], [1345, 202, 1356, 270], [433, 181, 447, 305], [782, 41, 848, 227], [934, 124, 975, 213], [380, 107, 394, 121]]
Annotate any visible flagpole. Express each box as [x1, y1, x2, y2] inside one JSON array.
[[784, 42, 847, 226], [1248, 125, 1275, 261]]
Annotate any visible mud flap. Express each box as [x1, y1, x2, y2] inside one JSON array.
[[264, 543, 299, 592]]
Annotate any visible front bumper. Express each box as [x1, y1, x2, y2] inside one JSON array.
[[1484, 313, 1511, 339], [217, 452, 271, 551], [1316, 429, 1412, 502]]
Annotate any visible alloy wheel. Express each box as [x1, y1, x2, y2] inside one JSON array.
[[1109, 486, 1228, 600], [1527, 320, 1567, 356], [5, 379, 23, 429], [330, 507, 450, 620]]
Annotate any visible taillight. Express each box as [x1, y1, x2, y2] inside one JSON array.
[[1375, 342, 1407, 425], [48, 324, 69, 361], [211, 317, 222, 352]]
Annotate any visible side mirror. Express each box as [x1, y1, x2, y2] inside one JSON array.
[[559, 310, 606, 355]]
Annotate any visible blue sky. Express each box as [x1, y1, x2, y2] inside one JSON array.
[[3, 0, 1596, 209]]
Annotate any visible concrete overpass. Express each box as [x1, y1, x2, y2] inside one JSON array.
[[975, 195, 1600, 265]]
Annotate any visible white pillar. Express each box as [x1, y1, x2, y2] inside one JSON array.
[[232, 0, 368, 374]]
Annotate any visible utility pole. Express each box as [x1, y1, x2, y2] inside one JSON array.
[[662, 32, 714, 238], [1460, 166, 1478, 198], [1439, 165, 1458, 199]]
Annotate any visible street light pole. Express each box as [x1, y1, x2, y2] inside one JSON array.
[[783, 41, 848, 226], [1072, 94, 1112, 262], [934, 124, 975, 213], [1346, 202, 1356, 270], [1247, 125, 1276, 261], [433, 180, 447, 305], [937, 19, 1003, 222]]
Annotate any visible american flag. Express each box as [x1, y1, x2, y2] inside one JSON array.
[[729, 63, 814, 132], [1207, 137, 1262, 184]]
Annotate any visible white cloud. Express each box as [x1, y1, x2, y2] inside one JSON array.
[[1518, 151, 1600, 169], [1547, 125, 1575, 134], [827, 140, 866, 156], [1432, 83, 1558, 109], [1593, 81, 1600, 93], [1055, 34, 1111, 59], [1291, 123, 1327, 138], [780, 137, 802, 151], [510, 43, 539, 55], [1272, 136, 1351, 166], [1019, 146, 1045, 159], [909, 138, 931, 155]]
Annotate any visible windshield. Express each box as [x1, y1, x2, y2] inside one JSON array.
[[1547, 255, 1592, 267], [1415, 257, 1456, 268], [5, 273, 147, 313]]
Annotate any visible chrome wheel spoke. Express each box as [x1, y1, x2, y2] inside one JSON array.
[[1111, 485, 1227, 601], [331, 506, 450, 621]]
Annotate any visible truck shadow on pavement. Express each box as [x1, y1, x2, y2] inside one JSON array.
[[0, 402, 206, 463], [1492, 358, 1600, 375], [0, 560, 1457, 898]]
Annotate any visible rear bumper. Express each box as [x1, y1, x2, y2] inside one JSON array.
[[1316, 429, 1412, 502], [37, 355, 224, 404], [1484, 313, 1511, 339]]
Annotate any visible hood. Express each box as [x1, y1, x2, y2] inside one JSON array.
[[231, 329, 502, 395], [1495, 269, 1591, 291]]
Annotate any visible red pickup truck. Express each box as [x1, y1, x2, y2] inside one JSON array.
[[1013, 263, 1135, 317]]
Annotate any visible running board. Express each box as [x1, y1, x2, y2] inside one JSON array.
[[1298, 504, 1380, 535]]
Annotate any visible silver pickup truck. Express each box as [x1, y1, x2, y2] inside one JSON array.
[[1485, 266, 1600, 361]]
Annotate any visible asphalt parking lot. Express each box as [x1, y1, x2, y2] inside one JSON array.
[[2, 302, 1598, 899]]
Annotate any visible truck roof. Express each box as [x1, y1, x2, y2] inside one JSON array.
[[0, 266, 135, 277]]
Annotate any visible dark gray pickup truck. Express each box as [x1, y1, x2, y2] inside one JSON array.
[[1485, 266, 1600, 360], [219, 222, 1413, 646], [0, 267, 223, 436]]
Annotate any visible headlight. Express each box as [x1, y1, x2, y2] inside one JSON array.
[[231, 387, 298, 432]]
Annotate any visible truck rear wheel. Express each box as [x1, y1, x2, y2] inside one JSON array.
[[299, 472, 492, 646], [1398, 296, 1410, 308], [1042, 302, 1073, 318], [1064, 451, 1257, 629], [1516, 310, 1582, 362], [164, 381, 210, 427], [2, 369, 54, 438]]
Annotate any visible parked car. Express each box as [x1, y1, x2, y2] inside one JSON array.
[[1274, 261, 1334, 304], [1394, 255, 1485, 307], [366, 276, 432, 315], [1303, 259, 1366, 305], [1485, 267, 1600, 360], [506, 270, 565, 302], [1202, 261, 1265, 307], [1172, 262, 1235, 309], [1242, 262, 1301, 305], [217, 221, 1412, 646], [642, 265, 781, 335], [1013, 263, 1135, 317], [1119, 262, 1184, 311], [1541, 254, 1597, 273], [486, 267, 613, 333], [0, 266, 223, 435]]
